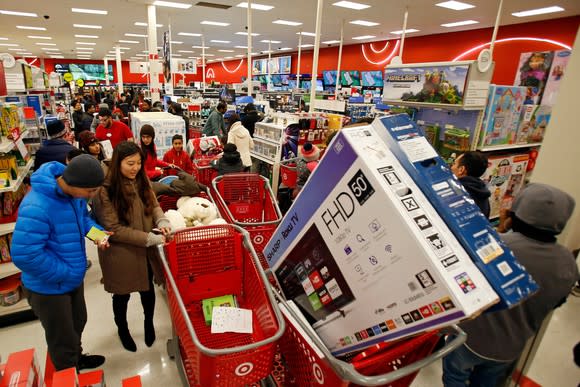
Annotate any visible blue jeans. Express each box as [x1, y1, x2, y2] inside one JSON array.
[[442, 344, 515, 387]]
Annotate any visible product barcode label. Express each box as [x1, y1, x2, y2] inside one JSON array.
[[496, 261, 513, 276], [476, 234, 503, 263], [408, 282, 418, 292]]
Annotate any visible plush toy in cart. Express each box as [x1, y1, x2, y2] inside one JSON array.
[[164, 196, 226, 230]]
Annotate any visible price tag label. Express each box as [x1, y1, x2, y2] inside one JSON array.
[[16, 139, 28, 159]]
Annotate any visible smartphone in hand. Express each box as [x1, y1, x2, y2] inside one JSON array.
[[87, 226, 110, 244]]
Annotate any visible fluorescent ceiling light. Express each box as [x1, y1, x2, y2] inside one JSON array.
[[50, 55, 65, 58], [35, 42, 57, 46], [441, 20, 479, 27], [224, 56, 233, 59], [188, 56, 197, 59], [170, 41, 183, 44], [203, 54, 215, 57], [278, 47, 292, 50], [0, 10, 38, 17], [201, 20, 230, 26], [235, 32, 260, 36], [135, 22, 163, 27], [235, 45, 248, 49], [260, 50, 272, 54], [512, 6, 564, 17], [272, 20, 302, 26], [41, 48, 60, 51], [332, 1, 370, 10], [251, 52, 259, 55], [125, 33, 147, 37], [178, 50, 194, 53], [73, 24, 102, 29], [235, 54, 244, 57], [8, 48, 26, 51], [17, 26, 46, 30], [352, 35, 376, 40], [171, 54, 182, 57], [0, 37, 7, 40], [218, 49, 234, 52], [435, 1, 475, 11], [323, 40, 341, 44], [297, 32, 316, 36], [114, 47, 131, 50], [136, 54, 148, 57], [211, 40, 231, 43], [75, 34, 99, 39], [27, 35, 52, 40], [77, 55, 92, 57], [350, 20, 379, 26], [118, 40, 139, 44], [192, 45, 209, 49], [76, 42, 97, 45], [71, 8, 108, 15], [261, 39, 281, 43], [20, 53, 34, 56], [178, 32, 202, 37], [236, 2, 274, 11], [299, 44, 314, 48], [0, 43, 19, 47], [153, 1, 192, 9], [390, 29, 419, 34]]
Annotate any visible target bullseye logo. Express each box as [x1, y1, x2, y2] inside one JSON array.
[[253, 234, 264, 245], [235, 362, 254, 376], [312, 363, 324, 384]]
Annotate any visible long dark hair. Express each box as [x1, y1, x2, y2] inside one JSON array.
[[139, 124, 157, 161], [106, 141, 156, 223]]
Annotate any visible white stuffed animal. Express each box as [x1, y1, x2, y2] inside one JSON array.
[[164, 210, 187, 231], [177, 196, 219, 226], [176, 196, 191, 209]]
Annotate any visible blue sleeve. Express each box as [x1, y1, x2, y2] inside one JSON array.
[[11, 204, 72, 283]]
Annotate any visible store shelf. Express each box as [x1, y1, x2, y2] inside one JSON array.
[[0, 262, 20, 280], [253, 136, 280, 146], [381, 100, 485, 111], [0, 298, 30, 318], [0, 129, 28, 154], [478, 143, 543, 152], [0, 222, 15, 236], [250, 152, 275, 165], [0, 158, 34, 193]]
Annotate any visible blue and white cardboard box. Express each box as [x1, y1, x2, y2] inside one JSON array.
[[374, 114, 538, 310], [264, 124, 499, 356]]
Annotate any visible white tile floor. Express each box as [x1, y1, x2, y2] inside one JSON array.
[[1, 243, 579, 386]]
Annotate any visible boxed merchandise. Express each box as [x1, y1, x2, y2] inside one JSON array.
[[122, 376, 142, 387], [265, 123, 500, 356], [374, 114, 537, 308], [78, 370, 105, 387], [481, 153, 530, 219], [129, 112, 186, 158], [542, 50, 572, 107], [52, 368, 78, 387], [0, 348, 42, 387], [201, 294, 238, 325], [516, 105, 551, 144], [479, 85, 527, 147], [514, 51, 554, 105]]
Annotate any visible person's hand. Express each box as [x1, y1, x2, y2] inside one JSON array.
[[146, 232, 166, 247], [94, 231, 113, 250], [497, 208, 512, 233]]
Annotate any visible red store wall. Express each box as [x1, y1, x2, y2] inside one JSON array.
[[30, 16, 579, 88]]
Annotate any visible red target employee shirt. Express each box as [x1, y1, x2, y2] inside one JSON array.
[[95, 120, 134, 149]]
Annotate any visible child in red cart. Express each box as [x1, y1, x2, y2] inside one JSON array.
[[162, 134, 194, 175], [139, 124, 174, 180]]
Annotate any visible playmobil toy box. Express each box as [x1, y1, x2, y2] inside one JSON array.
[[375, 114, 537, 309], [264, 124, 499, 356]]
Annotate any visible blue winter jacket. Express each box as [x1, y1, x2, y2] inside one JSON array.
[[11, 162, 101, 294]]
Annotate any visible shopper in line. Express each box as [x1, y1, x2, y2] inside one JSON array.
[[203, 101, 227, 138], [34, 120, 78, 171], [139, 124, 173, 180], [293, 142, 320, 198], [72, 101, 93, 140], [162, 134, 194, 175], [12, 155, 108, 371], [241, 103, 260, 137], [450, 151, 491, 218], [212, 143, 245, 175], [442, 183, 579, 387], [79, 130, 106, 162], [227, 113, 254, 171], [95, 108, 134, 149], [168, 102, 190, 141], [93, 141, 172, 352], [140, 99, 152, 112]]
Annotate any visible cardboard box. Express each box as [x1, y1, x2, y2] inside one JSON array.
[[265, 124, 499, 356], [52, 368, 78, 387], [375, 114, 537, 310], [478, 85, 527, 147], [78, 370, 105, 387], [121, 376, 142, 387], [0, 349, 42, 387]]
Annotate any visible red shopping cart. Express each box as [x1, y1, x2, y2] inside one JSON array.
[[274, 292, 466, 386], [158, 225, 285, 387], [279, 158, 298, 189], [192, 158, 219, 186], [156, 178, 217, 214], [212, 173, 283, 271]]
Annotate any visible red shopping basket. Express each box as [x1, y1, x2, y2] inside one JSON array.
[[212, 174, 283, 271], [280, 158, 298, 189], [193, 158, 219, 186], [159, 225, 285, 387]]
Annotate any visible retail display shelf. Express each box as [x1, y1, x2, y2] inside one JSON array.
[[250, 152, 275, 165], [478, 143, 543, 152], [253, 135, 280, 146], [0, 129, 29, 154], [0, 299, 30, 317], [0, 262, 20, 280], [0, 222, 15, 236], [381, 100, 485, 111], [0, 158, 34, 194]]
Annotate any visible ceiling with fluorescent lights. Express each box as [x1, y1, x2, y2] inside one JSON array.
[[0, 0, 578, 62]]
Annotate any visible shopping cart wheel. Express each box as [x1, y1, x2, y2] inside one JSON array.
[[167, 337, 177, 359]]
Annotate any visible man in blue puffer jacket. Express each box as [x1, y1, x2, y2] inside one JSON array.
[[12, 155, 108, 371]]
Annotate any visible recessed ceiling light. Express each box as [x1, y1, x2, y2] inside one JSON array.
[[390, 29, 419, 34], [224, 56, 234, 59], [251, 52, 259, 55], [125, 33, 147, 37], [135, 22, 163, 27], [235, 45, 248, 49], [211, 40, 231, 43], [261, 39, 281, 43], [218, 49, 234, 52], [178, 50, 194, 53], [278, 47, 292, 50], [192, 45, 209, 49], [171, 54, 183, 57], [352, 35, 376, 40], [27, 35, 52, 40], [113, 47, 131, 50], [435, 1, 475, 11], [153, 1, 192, 9], [332, 1, 370, 10], [0, 43, 19, 47], [441, 20, 479, 27], [272, 20, 302, 26], [178, 32, 202, 37], [322, 40, 341, 44], [8, 48, 26, 51], [77, 55, 92, 58], [41, 48, 60, 51], [71, 8, 108, 15], [187, 56, 197, 59], [170, 41, 183, 44], [76, 49, 94, 52], [236, 2, 274, 11], [299, 44, 314, 48], [0, 38, 7, 40], [235, 54, 244, 57], [512, 6, 564, 17], [203, 54, 215, 57], [73, 24, 102, 29], [201, 21, 230, 26], [75, 34, 99, 39], [136, 54, 148, 57], [0, 9, 38, 17], [50, 55, 65, 58], [35, 42, 57, 46], [76, 42, 97, 45], [235, 32, 260, 36], [20, 53, 34, 56], [17, 25, 46, 31], [350, 20, 379, 27], [297, 32, 316, 36], [118, 40, 139, 44]]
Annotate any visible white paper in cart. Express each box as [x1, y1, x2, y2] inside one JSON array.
[[264, 125, 499, 356]]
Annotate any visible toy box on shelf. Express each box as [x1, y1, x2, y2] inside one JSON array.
[[478, 85, 527, 148], [516, 105, 551, 144]]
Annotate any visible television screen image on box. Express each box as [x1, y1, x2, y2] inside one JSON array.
[[323, 70, 338, 86], [275, 223, 356, 324], [362, 70, 383, 87], [315, 79, 324, 91], [301, 80, 312, 90], [341, 70, 361, 86]]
